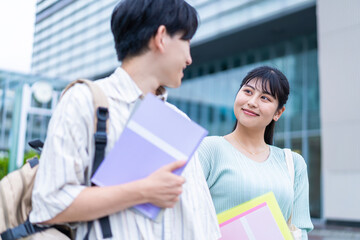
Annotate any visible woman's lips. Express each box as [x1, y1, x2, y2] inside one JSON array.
[[242, 108, 259, 116]]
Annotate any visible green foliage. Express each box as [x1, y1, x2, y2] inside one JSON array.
[[23, 150, 40, 164], [0, 150, 40, 180], [0, 155, 9, 180]]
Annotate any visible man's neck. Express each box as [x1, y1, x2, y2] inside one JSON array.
[[121, 56, 160, 95]]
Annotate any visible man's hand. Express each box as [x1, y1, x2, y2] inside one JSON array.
[[140, 160, 187, 208], [40, 160, 187, 224]]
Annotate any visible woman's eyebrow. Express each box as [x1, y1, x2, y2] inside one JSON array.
[[262, 90, 272, 95], [245, 84, 272, 95], [244, 84, 255, 89]]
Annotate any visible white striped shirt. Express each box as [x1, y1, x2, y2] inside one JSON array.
[[30, 67, 221, 240]]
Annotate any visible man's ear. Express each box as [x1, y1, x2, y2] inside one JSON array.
[[273, 106, 285, 121], [149, 25, 167, 53]]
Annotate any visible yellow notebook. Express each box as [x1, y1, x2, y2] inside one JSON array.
[[217, 192, 293, 240]]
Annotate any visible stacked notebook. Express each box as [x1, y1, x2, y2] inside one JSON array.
[[91, 93, 208, 219], [217, 192, 293, 240]]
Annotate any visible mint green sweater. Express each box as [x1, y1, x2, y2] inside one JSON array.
[[198, 136, 313, 239]]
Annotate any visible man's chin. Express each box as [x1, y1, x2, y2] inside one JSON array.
[[168, 80, 182, 88]]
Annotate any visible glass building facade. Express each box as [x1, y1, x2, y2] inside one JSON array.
[[29, 0, 321, 217], [32, 0, 119, 80], [0, 70, 68, 171], [168, 34, 320, 217]]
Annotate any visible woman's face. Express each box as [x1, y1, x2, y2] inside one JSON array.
[[233, 78, 284, 130]]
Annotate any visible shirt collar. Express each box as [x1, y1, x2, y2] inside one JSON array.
[[109, 67, 168, 103]]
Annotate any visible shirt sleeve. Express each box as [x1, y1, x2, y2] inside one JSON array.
[[292, 152, 314, 239], [30, 84, 94, 223], [197, 137, 213, 181], [184, 152, 222, 239]]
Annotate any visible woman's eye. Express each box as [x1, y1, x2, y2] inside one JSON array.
[[243, 89, 252, 94], [261, 95, 270, 101]]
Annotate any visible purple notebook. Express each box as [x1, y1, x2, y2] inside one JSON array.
[[91, 93, 208, 219]]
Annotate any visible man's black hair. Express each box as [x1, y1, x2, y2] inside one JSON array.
[[111, 0, 198, 61]]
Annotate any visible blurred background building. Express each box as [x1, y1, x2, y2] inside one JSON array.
[[31, 0, 321, 219], [1, 0, 359, 226], [0, 70, 68, 172]]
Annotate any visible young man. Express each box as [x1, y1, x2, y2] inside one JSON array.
[[29, 0, 221, 239]]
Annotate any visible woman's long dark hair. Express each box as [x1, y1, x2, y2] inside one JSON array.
[[233, 66, 290, 145]]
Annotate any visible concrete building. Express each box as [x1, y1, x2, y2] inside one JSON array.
[[32, 0, 119, 80], [317, 0, 360, 223]]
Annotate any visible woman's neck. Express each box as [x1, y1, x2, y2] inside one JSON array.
[[225, 124, 269, 162], [231, 125, 266, 147]]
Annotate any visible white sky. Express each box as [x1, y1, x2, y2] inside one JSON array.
[[0, 0, 37, 74]]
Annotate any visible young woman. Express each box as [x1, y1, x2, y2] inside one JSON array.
[[198, 66, 313, 238]]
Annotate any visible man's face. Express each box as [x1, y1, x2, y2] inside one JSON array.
[[158, 32, 192, 88]]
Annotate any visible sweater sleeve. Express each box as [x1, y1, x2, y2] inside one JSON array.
[[292, 152, 314, 239]]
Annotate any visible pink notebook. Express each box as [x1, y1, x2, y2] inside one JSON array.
[[91, 93, 208, 220], [217, 192, 292, 240]]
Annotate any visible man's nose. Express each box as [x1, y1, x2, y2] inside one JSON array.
[[186, 54, 192, 66]]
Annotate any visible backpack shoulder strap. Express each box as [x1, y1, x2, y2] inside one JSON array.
[[1, 220, 50, 240], [61, 79, 109, 133], [62, 79, 108, 112], [62, 79, 112, 239]]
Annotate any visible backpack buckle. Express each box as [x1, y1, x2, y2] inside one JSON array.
[[94, 132, 107, 145], [97, 107, 109, 121]]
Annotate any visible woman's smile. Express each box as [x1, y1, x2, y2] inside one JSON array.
[[242, 108, 259, 116]]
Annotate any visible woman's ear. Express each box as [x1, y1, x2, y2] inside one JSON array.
[[149, 25, 167, 53], [273, 106, 285, 121]]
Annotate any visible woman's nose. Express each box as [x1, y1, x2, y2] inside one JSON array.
[[247, 95, 258, 107]]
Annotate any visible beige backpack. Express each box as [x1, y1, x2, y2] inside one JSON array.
[[0, 79, 109, 240]]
